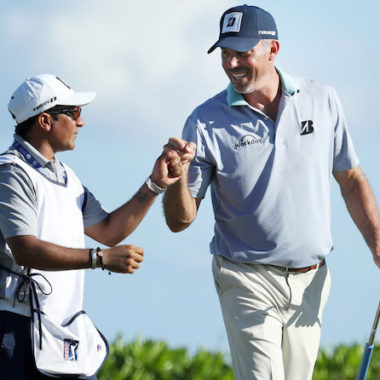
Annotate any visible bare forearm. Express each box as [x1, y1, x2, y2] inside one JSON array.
[[85, 149, 186, 246], [342, 177, 380, 253], [163, 173, 198, 232], [335, 168, 380, 264], [89, 183, 158, 246], [7, 235, 92, 270], [6, 235, 144, 274]]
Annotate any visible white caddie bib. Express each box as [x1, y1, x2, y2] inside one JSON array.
[[0, 154, 109, 378]]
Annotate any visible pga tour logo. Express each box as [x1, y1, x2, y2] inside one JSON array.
[[222, 12, 242, 33], [63, 339, 79, 361]]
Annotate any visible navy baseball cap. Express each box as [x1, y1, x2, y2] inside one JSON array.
[[208, 5, 278, 54]]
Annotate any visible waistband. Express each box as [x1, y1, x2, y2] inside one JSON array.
[[0, 298, 30, 317], [271, 259, 326, 273]]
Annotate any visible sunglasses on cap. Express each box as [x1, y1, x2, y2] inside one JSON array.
[[46, 106, 82, 121]]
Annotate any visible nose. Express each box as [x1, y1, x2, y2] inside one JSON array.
[[76, 117, 84, 128], [229, 55, 240, 68]]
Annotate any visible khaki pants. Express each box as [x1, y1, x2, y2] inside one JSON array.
[[212, 255, 331, 380]]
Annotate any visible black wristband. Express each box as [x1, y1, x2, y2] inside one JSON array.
[[89, 249, 97, 269]]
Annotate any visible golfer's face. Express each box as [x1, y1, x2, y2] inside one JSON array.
[[221, 41, 271, 94]]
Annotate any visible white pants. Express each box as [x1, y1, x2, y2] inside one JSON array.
[[212, 255, 331, 380]]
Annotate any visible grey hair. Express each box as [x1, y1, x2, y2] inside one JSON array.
[[261, 39, 275, 49]]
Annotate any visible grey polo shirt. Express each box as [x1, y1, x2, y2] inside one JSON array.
[[0, 134, 108, 246], [182, 68, 359, 267]]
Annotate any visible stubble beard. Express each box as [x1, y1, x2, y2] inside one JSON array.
[[231, 76, 259, 95]]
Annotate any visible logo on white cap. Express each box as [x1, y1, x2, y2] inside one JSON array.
[[222, 12, 242, 33], [8, 74, 96, 124]]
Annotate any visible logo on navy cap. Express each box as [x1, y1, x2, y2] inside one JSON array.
[[222, 12, 243, 33]]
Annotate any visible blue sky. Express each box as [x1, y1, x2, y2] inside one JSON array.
[[0, 0, 379, 357]]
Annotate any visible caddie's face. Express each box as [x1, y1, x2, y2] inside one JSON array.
[[49, 110, 84, 153], [221, 40, 272, 94]]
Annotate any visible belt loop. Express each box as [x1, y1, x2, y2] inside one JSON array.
[[317, 259, 325, 270], [284, 269, 292, 310]]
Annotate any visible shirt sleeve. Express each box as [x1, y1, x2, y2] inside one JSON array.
[[0, 164, 108, 237], [331, 87, 360, 171], [182, 113, 215, 199], [82, 186, 109, 228], [0, 164, 39, 239]]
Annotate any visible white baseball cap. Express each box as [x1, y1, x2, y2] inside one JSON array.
[[8, 74, 96, 124]]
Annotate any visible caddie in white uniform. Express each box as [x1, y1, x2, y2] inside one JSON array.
[[0, 74, 183, 379], [163, 5, 380, 380]]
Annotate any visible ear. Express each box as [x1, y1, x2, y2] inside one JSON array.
[[268, 40, 280, 61], [37, 113, 54, 132]]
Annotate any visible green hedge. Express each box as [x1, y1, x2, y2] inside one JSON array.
[[98, 336, 380, 380], [98, 335, 234, 380], [313, 343, 380, 380]]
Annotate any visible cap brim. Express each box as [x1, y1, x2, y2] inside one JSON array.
[[58, 91, 96, 107], [207, 37, 262, 54]]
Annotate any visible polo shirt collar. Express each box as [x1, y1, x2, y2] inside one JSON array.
[[14, 134, 51, 168], [227, 66, 300, 107]]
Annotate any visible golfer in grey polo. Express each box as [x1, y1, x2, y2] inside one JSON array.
[[184, 69, 359, 268], [163, 5, 380, 380]]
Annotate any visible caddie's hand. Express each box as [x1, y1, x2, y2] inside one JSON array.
[[148, 137, 196, 189], [103, 245, 144, 274], [164, 137, 196, 167], [150, 152, 182, 188]]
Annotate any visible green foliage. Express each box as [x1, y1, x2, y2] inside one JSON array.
[[98, 335, 234, 380], [313, 343, 380, 380], [98, 335, 380, 380]]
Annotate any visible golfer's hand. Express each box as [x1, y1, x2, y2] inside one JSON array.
[[103, 245, 144, 274], [150, 152, 182, 188], [163, 137, 196, 178], [164, 137, 196, 167], [149, 137, 196, 187]]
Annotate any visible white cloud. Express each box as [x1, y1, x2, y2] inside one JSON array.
[[1, 0, 379, 139], [22, 1, 225, 98], [0, 1, 221, 136]]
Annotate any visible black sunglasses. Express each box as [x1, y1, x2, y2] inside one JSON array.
[[47, 106, 82, 121]]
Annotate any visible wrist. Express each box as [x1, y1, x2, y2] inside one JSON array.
[[145, 176, 167, 194]]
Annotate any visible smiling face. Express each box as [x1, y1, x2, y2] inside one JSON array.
[[221, 40, 276, 95]]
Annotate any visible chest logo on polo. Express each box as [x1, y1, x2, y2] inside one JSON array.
[[234, 134, 262, 149], [300, 120, 314, 135], [231, 121, 267, 149]]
